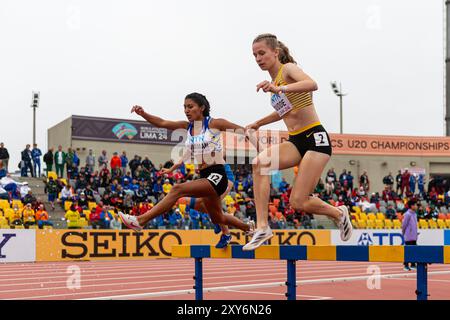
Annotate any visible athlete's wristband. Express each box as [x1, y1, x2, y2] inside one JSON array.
[[280, 85, 288, 93]]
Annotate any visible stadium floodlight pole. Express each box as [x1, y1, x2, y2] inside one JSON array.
[[31, 91, 40, 145], [331, 82, 348, 134]]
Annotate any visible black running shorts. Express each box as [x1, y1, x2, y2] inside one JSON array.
[[288, 124, 333, 157], [199, 164, 229, 196]]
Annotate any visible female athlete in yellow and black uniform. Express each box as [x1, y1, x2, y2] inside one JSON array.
[[243, 34, 352, 250]]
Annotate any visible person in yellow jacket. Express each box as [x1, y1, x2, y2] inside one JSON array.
[[162, 179, 173, 194], [22, 203, 36, 227], [10, 205, 23, 226], [4, 207, 14, 224], [65, 205, 80, 229]]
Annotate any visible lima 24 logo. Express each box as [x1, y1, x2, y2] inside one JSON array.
[[112, 122, 138, 140], [357, 233, 373, 246]]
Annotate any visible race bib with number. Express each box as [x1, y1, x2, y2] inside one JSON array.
[[207, 173, 223, 186], [313, 132, 330, 146], [271, 93, 293, 117]]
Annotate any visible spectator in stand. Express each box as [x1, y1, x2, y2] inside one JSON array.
[[395, 170, 402, 195], [65, 148, 75, 179], [78, 192, 89, 210], [385, 204, 396, 220], [85, 149, 96, 173], [401, 169, 411, 196], [339, 169, 348, 187], [98, 150, 108, 169], [110, 152, 122, 178], [22, 203, 36, 228], [100, 207, 114, 229], [73, 150, 80, 171], [65, 205, 80, 229], [402, 199, 418, 271], [326, 168, 337, 184], [35, 204, 53, 229], [234, 176, 247, 193], [120, 151, 128, 176], [129, 155, 141, 178], [424, 205, 439, 220], [89, 206, 102, 229], [54, 146, 66, 178], [0, 143, 9, 173], [359, 170, 370, 192], [369, 192, 380, 204], [382, 186, 395, 202], [60, 184, 73, 208], [43, 148, 54, 176], [325, 169, 335, 196], [21, 144, 34, 177], [11, 204, 23, 226], [409, 173, 417, 195], [31, 144, 42, 178], [163, 179, 173, 194], [99, 165, 110, 187], [110, 213, 122, 230], [279, 178, 288, 193], [84, 184, 95, 202], [383, 172, 394, 190], [142, 156, 154, 171], [46, 176, 58, 210], [23, 190, 37, 205], [189, 208, 201, 230], [300, 213, 313, 229], [418, 174, 425, 197], [347, 171, 354, 191], [169, 208, 183, 229]]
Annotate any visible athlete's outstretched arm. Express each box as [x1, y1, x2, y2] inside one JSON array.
[[210, 118, 259, 151], [131, 105, 189, 130], [246, 111, 281, 131]]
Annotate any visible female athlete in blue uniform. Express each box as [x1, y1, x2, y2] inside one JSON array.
[[119, 93, 257, 236]]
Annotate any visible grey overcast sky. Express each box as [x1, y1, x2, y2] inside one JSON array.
[[0, 0, 445, 169]]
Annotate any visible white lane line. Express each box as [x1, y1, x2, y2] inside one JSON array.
[[0, 267, 413, 293], [80, 270, 450, 300], [9, 269, 445, 301], [2, 263, 445, 287], [0, 261, 391, 280], [224, 289, 332, 300]]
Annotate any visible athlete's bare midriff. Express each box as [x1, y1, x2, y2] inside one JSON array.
[[281, 103, 321, 133]]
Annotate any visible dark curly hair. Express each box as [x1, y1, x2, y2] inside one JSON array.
[[185, 92, 210, 117]]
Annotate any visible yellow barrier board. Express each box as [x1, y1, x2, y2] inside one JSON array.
[[445, 246, 450, 264], [35, 229, 331, 262], [369, 246, 405, 262]]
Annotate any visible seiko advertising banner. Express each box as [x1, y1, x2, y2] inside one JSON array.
[[71, 115, 186, 146], [0, 230, 36, 263]]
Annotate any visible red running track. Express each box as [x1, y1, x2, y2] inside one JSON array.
[[1, 259, 450, 300]]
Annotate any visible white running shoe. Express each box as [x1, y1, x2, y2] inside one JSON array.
[[119, 211, 143, 231], [337, 205, 352, 241], [242, 226, 273, 251]]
